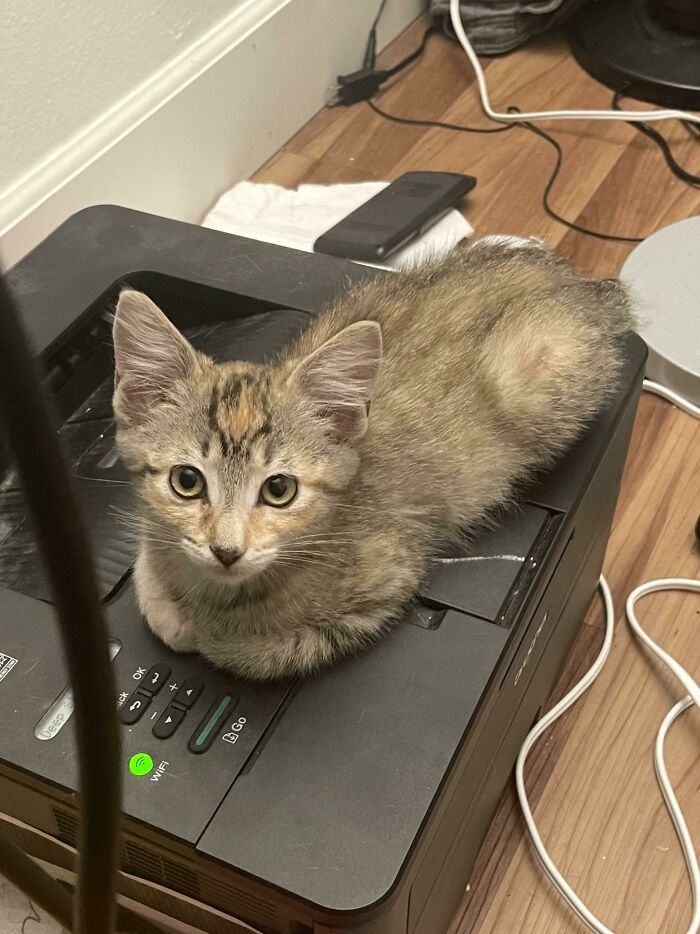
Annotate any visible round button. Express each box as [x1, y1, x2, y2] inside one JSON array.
[[128, 752, 154, 776]]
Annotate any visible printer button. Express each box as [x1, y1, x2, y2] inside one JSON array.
[[141, 664, 171, 696], [153, 705, 186, 740], [174, 678, 204, 709], [119, 691, 151, 725], [188, 694, 238, 754]]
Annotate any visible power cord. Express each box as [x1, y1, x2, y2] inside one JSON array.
[[508, 106, 646, 244], [0, 265, 122, 933], [368, 99, 651, 243], [517, 384, 700, 934], [341, 5, 698, 243], [642, 379, 700, 419], [612, 92, 700, 188], [448, 0, 700, 127], [333, 22, 442, 106], [0, 836, 72, 931], [363, 0, 389, 69], [367, 98, 512, 135]]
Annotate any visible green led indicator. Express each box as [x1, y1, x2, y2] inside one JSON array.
[[129, 752, 154, 776]]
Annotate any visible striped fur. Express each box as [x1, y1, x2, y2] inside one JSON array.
[[112, 237, 636, 679]]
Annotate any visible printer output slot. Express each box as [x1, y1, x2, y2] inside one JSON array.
[[418, 506, 563, 627], [496, 510, 562, 627]]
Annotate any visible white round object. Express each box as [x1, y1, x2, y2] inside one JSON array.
[[620, 216, 700, 409]]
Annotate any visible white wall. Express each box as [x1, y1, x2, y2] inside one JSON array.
[[0, 0, 238, 187], [0, 0, 427, 268]]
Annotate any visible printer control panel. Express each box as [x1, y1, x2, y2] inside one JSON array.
[[119, 668, 250, 753], [0, 580, 292, 846], [104, 605, 293, 843]]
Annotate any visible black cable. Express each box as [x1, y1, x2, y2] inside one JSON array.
[[371, 0, 389, 32], [0, 835, 72, 930], [22, 900, 41, 933], [612, 91, 700, 187], [359, 12, 700, 242], [384, 23, 444, 78], [367, 98, 513, 134], [509, 109, 645, 244], [364, 0, 390, 68], [367, 99, 654, 243], [0, 269, 121, 932], [336, 24, 442, 105]]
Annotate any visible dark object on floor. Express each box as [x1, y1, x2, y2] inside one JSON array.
[[313, 171, 476, 261], [431, 0, 589, 54], [0, 207, 646, 934], [569, 0, 700, 109]]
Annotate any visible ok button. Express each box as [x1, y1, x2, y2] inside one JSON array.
[[141, 665, 170, 696]]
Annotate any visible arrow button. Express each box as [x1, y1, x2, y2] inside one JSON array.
[[153, 704, 186, 739], [174, 678, 204, 709]]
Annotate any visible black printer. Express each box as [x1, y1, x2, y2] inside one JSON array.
[[0, 207, 645, 934]]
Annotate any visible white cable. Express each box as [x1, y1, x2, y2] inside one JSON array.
[[517, 577, 700, 934], [516, 383, 699, 933], [516, 575, 617, 933], [642, 379, 700, 419], [448, 0, 700, 126]]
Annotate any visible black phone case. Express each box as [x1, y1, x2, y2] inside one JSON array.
[[313, 171, 477, 263]]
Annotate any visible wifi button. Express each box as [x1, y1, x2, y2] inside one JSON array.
[[128, 752, 154, 776]]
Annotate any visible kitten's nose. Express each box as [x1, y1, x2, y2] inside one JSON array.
[[210, 545, 244, 568]]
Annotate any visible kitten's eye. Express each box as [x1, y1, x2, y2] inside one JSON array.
[[169, 466, 206, 499], [259, 474, 298, 508]]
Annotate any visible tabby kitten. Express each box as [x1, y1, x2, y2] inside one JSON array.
[[113, 236, 634, 680]]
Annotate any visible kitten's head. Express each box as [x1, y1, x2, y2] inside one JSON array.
[[112, 290, 381, 585]]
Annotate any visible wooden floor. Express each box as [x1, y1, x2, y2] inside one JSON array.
[[253, 16, 700, 934]]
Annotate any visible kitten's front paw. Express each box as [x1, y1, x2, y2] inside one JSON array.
[[144, 600, 196, 653]]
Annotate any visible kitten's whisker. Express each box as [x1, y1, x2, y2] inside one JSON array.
[[279, 541, 354, 550], [275, 553, 354, 567], [139, 538, 180, 548], [110, 506, 177, 539], [114, 520, 177, 540], [113, 515, 166, 530], [284, 532, 355, 539], [331, 502, 435, 524], [176, 580, 203, 601], [283, 534, 357, 544], [75, 475, 131, 485], [277, 548, 345, 556]]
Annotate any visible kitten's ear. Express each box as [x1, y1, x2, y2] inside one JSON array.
[[112, 289, 197, 424], [289, 321, 382, 441]]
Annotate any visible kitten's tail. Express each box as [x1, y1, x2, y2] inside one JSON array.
[[472, 240, 638, 464], [588, 276, 637, 337]]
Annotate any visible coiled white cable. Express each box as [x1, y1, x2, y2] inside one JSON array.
[[516, 383, 700, 933], [517, 577, 700, 934], [448, 0, 700, 127]]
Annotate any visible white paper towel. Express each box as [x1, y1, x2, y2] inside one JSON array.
[[202, 181, 473, 270]]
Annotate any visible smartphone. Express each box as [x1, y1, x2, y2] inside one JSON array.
[[313, 171, 476, 263]]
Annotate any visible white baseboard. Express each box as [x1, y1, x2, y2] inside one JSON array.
[[0, 0, 427, 269]]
